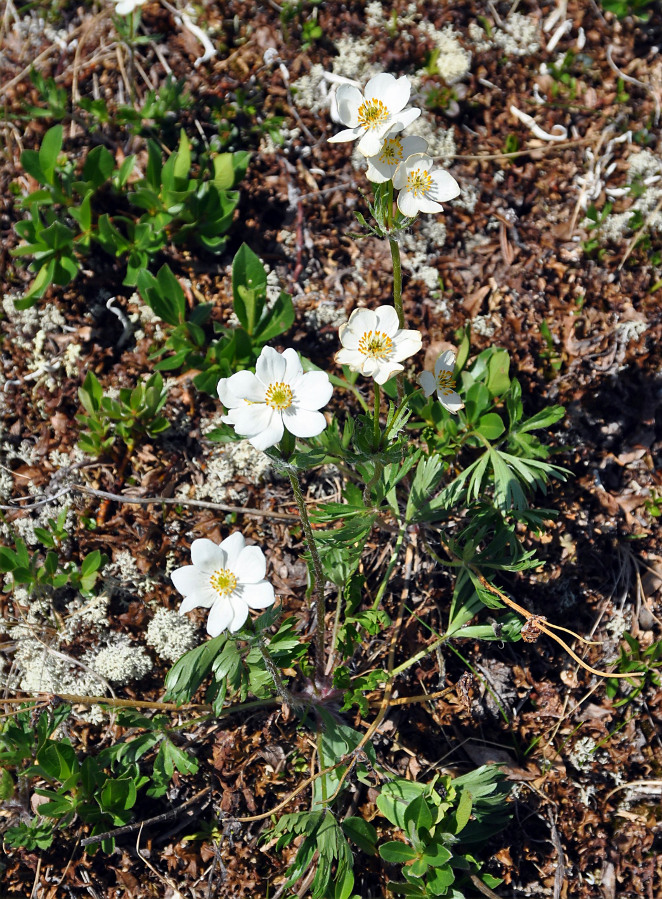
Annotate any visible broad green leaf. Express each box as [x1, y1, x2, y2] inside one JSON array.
[[38, 125, 63, 185], [173, 129, 192, 180], [454, 787, 473, 833], [476, 412, 505, 441], [379, 841, 417, 863], [232, 243, 267, 334], [342, 816, 378, 855], [486, 348, 510, 395]]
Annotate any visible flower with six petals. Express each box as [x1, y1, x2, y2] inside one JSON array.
[[418, 350, 464, 413], [218, 346, 333, 451], [365, 133, 429, 184], [392, 153, 460, 217], [329, 73, 421, 157], [172, 534, 275, 636], [335, 305, 422, 385]]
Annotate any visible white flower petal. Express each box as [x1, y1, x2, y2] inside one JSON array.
[[439, 390, 464, 413], [219, 531, 245, 568], [418, 370, 437, 397], [229, 403, 277, 438], [335, 347, 363, 369], [228, 598, 249, 632], [430, 170, 461, 202], [179, 587, 217, 614], [343, 307, 377, 339], [283, 407, 328, 438], [357, 128, 390, 158], [248, 416, 284, 450], [365, 157, 391, 183], [335, 85, 363, 127], [364, 73, 399, 104], [392, 107, 421, 131], [374, 305, 400, 336], [190, 538, 226, 572], [435, 350, 456, 374], [373, 361, 404, 385], [416, 195, 444, 214], [245, 580, 276, 609], [234, 545, 266, 584], [396, 189, 420, 217], [207, 598, 234, 636], [256, 346, 286, 385], [402, 135, 429, 156], [218, 370, 264, 408], [282, 348, 303, 383], [294, 371, 333, 410], [391, 329, 423, 361], [386, 75, 412, 112], [171, 565, 208, 597], [328, 127, 362, 144]]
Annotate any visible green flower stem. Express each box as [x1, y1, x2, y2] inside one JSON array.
[[384, 386, 423, 441], [316, 727, 328, 804], [388, 236, 404, 328], [389, 631, 450, 679], [371, 523, 406, 611], [325, 585, 344, 675], [388, 235, 405, 402], [387, 180, 395, 232], [362, 459, 384, 508], [373, 381, 381, 451], [288, 469, 327, 684], [258, 638, 294, 705]]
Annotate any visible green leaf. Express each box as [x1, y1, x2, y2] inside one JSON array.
[[253, 289, 295, 342], [379, 841, 417, 863], [232, 243, 267, 334], [81, 144, 114, 189], [173, 129, 192, 180], [164, 634, 226, 703], [422, 842, 452, 866], [476, 412, 505, 440], [453, 788, 473, 833], [486, 348, 510, 395], [403, 795, 434, 835], [342, 816, 378, 855], [0, 767, 15, 800], [38, 125, 63, 184]]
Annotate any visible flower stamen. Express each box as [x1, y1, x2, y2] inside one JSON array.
[[436, 371, 456, 396], [264, 382, 293, 410], [406, 168, 433, 197], [378, 138, 404, 165], [358, 98, 390, 130], [358, 330, 394, 360], [210, 568, 238, 597]]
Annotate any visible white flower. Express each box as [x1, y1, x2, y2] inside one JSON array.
[[172, 534, 275, 635], [113, 0, 146, 15], [365, 133, 429, 184], [392, 153, 460, 217], [218, 347, 333, 451], [335, 305, 422, 385], [328, 73, 421, 157], [418, 350, 464, 413]]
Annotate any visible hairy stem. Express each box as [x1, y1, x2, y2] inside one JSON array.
[[289, 470, 326, 684], [258, 638, 294, 706]]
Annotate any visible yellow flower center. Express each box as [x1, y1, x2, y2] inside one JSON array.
[[436, 370, 456, 396], [210, 568, 237, 597], [358, 330, 393, 360], [406, 168, 432, 197], [378, 138, 404, 165], [358, 98, 390, 130], [264, 382, 293, 410]]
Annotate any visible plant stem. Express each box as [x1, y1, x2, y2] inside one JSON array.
[[372, 523, 406, 611], [373, 381, 381, 451], [258, 638, 294, 706], [325, 585, 344, 676], [388, 236, 404, 328], [288, 470, 327, 685], [388, 235, 405, 402], [387, 180, 394, 232], [389, 631, 450, 679]]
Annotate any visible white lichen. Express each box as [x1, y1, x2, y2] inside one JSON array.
[[418, 23, 471, 84], [92, 634, 153, 684], [493, 13, 540, 57], [146, 607, 198, 662]]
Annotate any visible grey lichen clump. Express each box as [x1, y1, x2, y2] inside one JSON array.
[[93, 634, 153, 683], [146, 607, 198, 662]]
